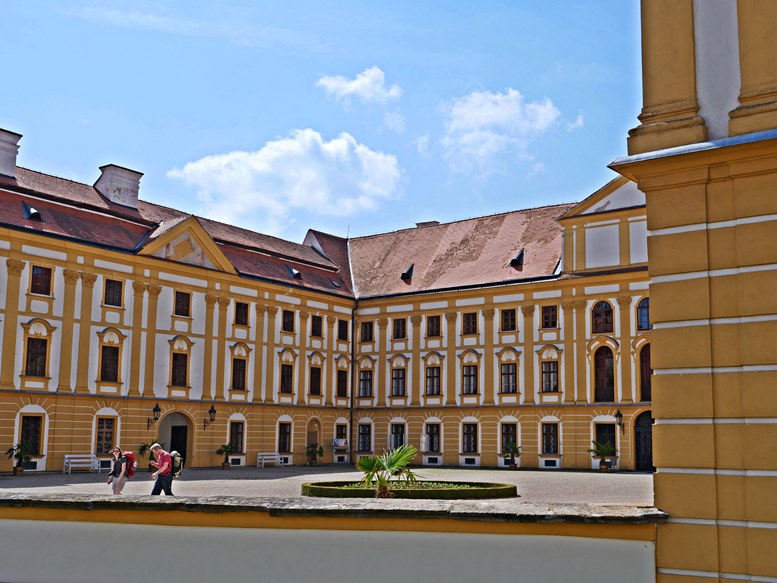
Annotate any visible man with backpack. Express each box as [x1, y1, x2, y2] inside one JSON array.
[[149, 443, 174, 496]]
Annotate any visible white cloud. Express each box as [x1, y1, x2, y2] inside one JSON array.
[[317, 67, 402, 106], [167, 129, 402, 238], [440, 88, 560, 174], [567, 114, 585, 132], [414, 134, 431, 156], [74, 7, 317, 49], [383, 112, 406, 133]]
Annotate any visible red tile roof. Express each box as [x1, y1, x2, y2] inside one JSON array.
[[347, 204, 576, 298], [0, 166, 576, 299]]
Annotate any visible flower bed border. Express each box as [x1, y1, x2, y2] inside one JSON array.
[[301, 480, 518, 499]]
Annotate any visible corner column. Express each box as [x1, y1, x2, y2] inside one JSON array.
[[0, 259, 25, 389]]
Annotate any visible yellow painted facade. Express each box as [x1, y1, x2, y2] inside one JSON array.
[[612, 1, 777, 580], [0, 172, 655, 474]]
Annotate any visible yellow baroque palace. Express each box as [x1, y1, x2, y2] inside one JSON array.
[[0, 129, 654, 472]]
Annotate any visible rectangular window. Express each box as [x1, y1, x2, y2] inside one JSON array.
[[500, 363, 517, 394], [231, 358, 246, 390], [393, 318, 407, 339], [95, 417, 115, 455], [541, 361, 559, 392], [278, 422, 292, 453], [104, 279, 123, 307], [501, 308, 516, 332], [463, 423, 478, 453], [235, 302, 249, 326], [174, 291, 191, 317], [359, 370, 373, 397], [282, 310, 295, 332], [501, 423, 517, 453], [30, 266, 52, 296], [391, 424, 405, 449], [21, 415, 43, 456], [25, 337, 47, 377], [358, 424, 372, 452], [462, 365, 478, 395], [360, 321, 373, 342], [311, 315, 323, 337], [338, 319, 349, 341], [463, 312, 478, 335], [280, 364, 293, 393], [542, 305, 558, 329], [171, 353, 188, 387], [426, 424, 440, 453], [337, 370, 348, 397], [229, 421, 244, 453], [595, 424, 617, 450], [335, 424, 348, 440], [310, 366, 322, 395], [425, 366, 441, 396], [100, 345, 120, 383], [542, 423, 559, 454], [427, 315, 441, 337], [391, 368, 406, 397]]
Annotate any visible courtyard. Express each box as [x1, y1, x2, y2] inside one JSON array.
[[0, 465, 653, 506]]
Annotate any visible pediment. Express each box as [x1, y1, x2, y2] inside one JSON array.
[[139, 216, 237, 274], [559, 176, 645, 221]]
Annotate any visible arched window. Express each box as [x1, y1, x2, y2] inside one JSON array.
[[637, 298, 652, 331], [640, 344, 652, 402], [592, 301, 613, 334], [594, 346, 614, 402]]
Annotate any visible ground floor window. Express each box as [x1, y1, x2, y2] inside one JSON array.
[[390, 423, 405, 449], [426, 424, 440, 453], [278, 422, 292, 452], [95, 417, 115, 455], [230, 421, 245, 453], [595, 423, 616, 451], [358, 424, 372, 452], [20, 415, 43, 456], [501, 423, 517, 452], [462, 423, 478, 453], [542, 423, 559, 454]]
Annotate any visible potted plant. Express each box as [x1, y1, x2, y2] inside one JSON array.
[[5, 442, 34, 476], [304, 443, 325, 466], [502, 442, 521, 469], [587, 440, 618, 472], [216, 443, 238, 469]]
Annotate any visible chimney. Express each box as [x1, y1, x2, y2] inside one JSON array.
[[415, 220, 440, 228], [94, 164, 143, 209], [0, 128, 22, 179]]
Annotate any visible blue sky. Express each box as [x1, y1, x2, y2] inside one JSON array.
[[2, 1, 642, 242]]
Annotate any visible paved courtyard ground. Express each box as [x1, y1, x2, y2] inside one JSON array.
[[0, 465, 654, 505]]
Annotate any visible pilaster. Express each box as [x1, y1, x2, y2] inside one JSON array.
[[561, 301, 576, 404], [616, 296, 633, 403], [128, 281, 146, 396], [482, 308, 495, 405], [252, 304, 266, 403], [74, 271, 96, 394], [264, 306, 278, 404], [0, 259, 25, 389], [376, 318, 388, 405], [297, 311, 309, 404], [143, 284, 162, 398], [57, 269, 80, 392], [444, 312, 458, 406], [203, 293, 218, 400], [520, 306, 536, 405], [215, 295, 229, 399]]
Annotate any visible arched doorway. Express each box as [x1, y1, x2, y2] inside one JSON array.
[[306, 419, 321, 448], [634, 411, 654, 472], [158, 412, 192, 466]]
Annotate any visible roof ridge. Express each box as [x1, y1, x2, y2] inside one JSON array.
[[351, 201, 578, 241]]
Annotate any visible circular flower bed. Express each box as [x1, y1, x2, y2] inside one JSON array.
[[301, 480, 518, 500]]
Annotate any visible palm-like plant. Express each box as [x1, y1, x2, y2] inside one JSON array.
[[357, 444, 419, 498]]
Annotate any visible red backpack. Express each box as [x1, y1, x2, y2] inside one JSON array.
[[123, 451, 137, 479]]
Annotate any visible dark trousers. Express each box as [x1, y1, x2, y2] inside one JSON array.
[[151, 473, 173, 496]]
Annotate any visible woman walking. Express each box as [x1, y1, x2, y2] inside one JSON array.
[[107, 446, 128, 495]]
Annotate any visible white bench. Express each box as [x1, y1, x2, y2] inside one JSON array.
[[63, 454, 102, 474], [256, 452, 285, 468]]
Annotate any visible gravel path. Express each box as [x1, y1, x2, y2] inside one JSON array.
[[0, 466, 653, 505]]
